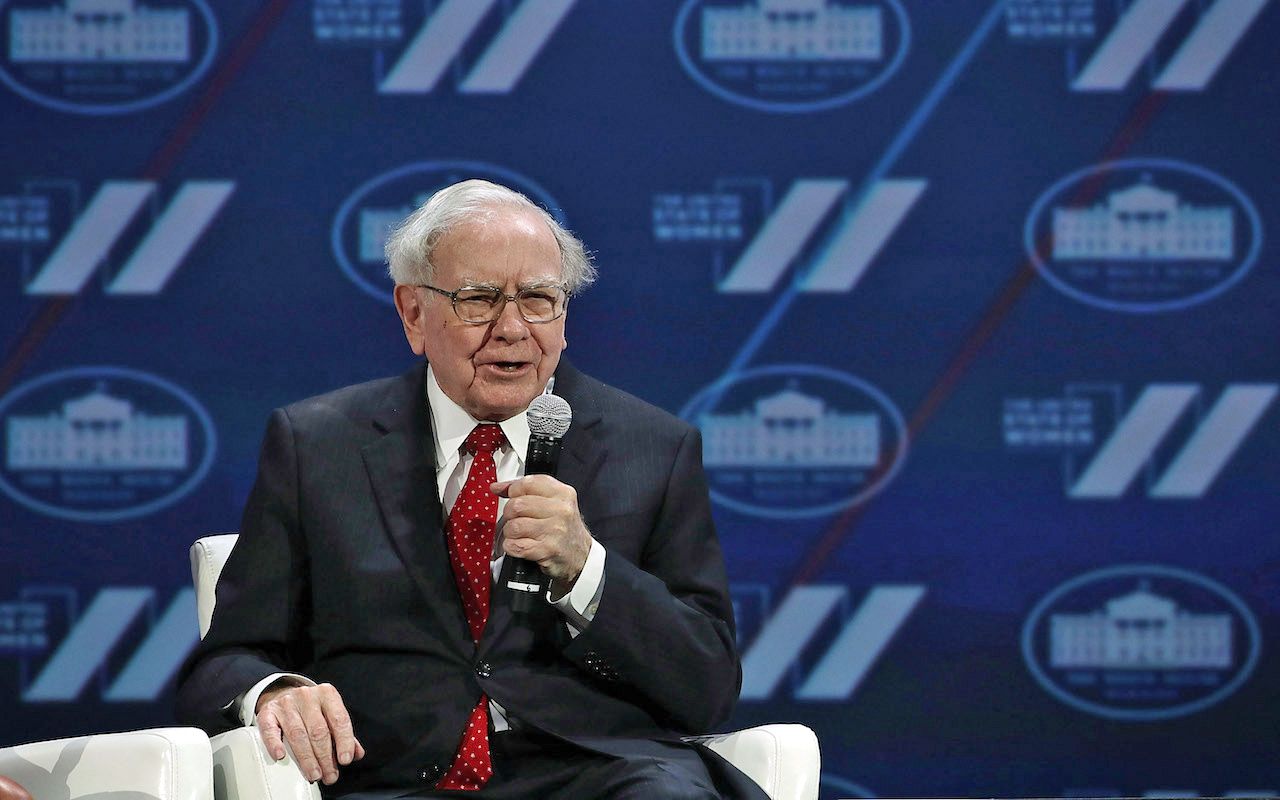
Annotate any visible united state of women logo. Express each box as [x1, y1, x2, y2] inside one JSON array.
[[682, 364, 908, 519], [0, 0, 218, 115], [0, 366, 216, 522], [332, 161, 567, 304], [1021, 565, 1261, 721], [673, 0, 910, 113]]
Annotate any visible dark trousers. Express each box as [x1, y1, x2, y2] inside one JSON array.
[[333, 729, 724, 800]]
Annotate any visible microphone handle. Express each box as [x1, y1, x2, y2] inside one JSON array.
[[508, 434, 563, 613]]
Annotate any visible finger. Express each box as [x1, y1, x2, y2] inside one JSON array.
[[257, 708, 288, 761], [319, 684, 357, 766], [354, 737, 366, 761], [503, 495, 563, 521], [301, 699, 339, 784], [278, 702, 323, 782], [490, 479, 514, 497], [494, 474, 562, 499]]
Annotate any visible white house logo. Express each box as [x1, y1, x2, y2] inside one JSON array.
[[332, 161, 566, 304], [681, 364, 907, 518], [0, 366, 215, 522], [1024, 159, 1263, 312], [674, 0, 910, 113], [0, 0, 218, 115], [1022, 565, 1261, 720]]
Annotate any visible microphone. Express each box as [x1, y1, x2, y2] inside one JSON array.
[[507, 393, 572, 613]]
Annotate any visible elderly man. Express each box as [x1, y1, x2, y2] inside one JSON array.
[[177, 180, 763, 799]]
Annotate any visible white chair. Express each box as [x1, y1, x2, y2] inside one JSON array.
[[0, 727, 212, 800], [192, 534, 820, 800]]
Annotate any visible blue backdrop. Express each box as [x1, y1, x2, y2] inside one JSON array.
[[2, 1, 1277, 797]]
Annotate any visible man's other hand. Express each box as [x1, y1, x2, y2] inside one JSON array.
[[493, 475, 592, 585], [255, 682, 365, 785]]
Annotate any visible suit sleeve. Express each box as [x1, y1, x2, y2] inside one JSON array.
[[562, 426, 741, 733], [175, 408, 313, 734]]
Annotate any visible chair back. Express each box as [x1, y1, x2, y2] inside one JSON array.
[[189, 533, 239, 638]]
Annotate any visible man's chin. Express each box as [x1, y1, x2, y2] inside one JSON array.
[[466, 384, 541, 422]]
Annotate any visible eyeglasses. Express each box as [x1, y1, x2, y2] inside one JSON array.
[[419, 283, 569, 324]]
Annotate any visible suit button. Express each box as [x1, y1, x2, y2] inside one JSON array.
[[476, 661, 492, 678]]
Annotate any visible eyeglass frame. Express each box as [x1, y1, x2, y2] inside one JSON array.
[[417, 282, 571, 325]]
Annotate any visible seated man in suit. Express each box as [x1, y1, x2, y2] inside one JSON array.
[[176, 179, 764, 799]]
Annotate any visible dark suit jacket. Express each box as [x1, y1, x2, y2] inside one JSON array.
[[176, 360, 747, 794]]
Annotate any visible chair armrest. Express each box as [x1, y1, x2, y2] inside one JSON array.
[[0, 727, 212, 800], [685, 723, 820, 800], [209, 727, 320, 800]]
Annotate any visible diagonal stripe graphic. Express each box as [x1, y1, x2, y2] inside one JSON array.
[[26, 182, 154, 295], [23, 588, 153, 702], [739, 585, 845, 700], [1151, 384, 1278, 498], [1154, 0, 1270, 90], [1069, 384, 1199, 498], [461, 0, 576, 93], [801, 179, 927, 292], [107, 182, 235, 295], [380, 0, 499, 93], [795, 586, 924, 699], [720, 1, 1005, 375], [720, 179, 849, 293], [104, 589, 199, 701], [1072, 0, 1193, 91]]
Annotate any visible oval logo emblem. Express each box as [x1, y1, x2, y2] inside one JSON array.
[[673, 0, 911, 113], [332, 161, 567, 304], [1021, 565, 1261, 721], [1024, 158, 1263, 312], [0, 366, 216, 522], [681, 364, 908, 519], [0, 0, 218, 116]]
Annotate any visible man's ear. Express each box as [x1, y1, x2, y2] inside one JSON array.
[[393, 284, 427, 355]]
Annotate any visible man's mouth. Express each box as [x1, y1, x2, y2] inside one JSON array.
[[485, 361, 530, 373]]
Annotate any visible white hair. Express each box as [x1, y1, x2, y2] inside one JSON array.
[[384, 178, 596, 293]]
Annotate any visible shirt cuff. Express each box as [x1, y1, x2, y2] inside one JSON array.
[[550, 538, 605, 637], [238, 672, 316, 726]]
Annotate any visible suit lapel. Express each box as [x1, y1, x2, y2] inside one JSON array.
[[362, 363, 471, 649]]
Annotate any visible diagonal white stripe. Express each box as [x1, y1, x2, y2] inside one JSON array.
[[1072, 0, 1193, 91], [105, 590, 199, 701], [461, 0, 575, 93], [1070, 384, 1198, 498], [26, 182, 153, 295], [796, 586, 924, 700], [1151, 384, 1277, 498], [380, 0, 499, 93], [107, 181, 234, 295], [1154, 0, 1270, 90], [739, 585, 845, 700], [801, 179, 926, 292], [23, 589, 153, 701], [720, 179, 849, 293]]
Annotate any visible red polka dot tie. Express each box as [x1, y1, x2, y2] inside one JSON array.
[[438, 423, 505, 791]]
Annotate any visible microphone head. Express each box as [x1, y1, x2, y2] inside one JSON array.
[[527, 394, 572, 440]]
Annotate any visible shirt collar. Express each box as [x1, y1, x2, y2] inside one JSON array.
[[426, 364, 530, 470]]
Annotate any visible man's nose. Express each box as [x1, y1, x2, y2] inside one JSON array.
[[490, 297, 530, 341]]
